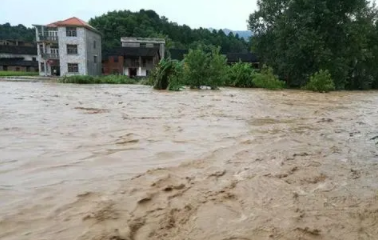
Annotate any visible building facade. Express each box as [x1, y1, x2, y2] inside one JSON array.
[[103, 37, 165, 77], [0, 45, 38, 72], [34, 17, 102, 76]]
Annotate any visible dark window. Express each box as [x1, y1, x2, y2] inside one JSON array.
[[114, 56, 119, 63], [26, 66, 30, 72], [39, 44, 44, 54], [94, 55, 97, 63], [32, 57, 36, 61], [113, 69, 119, 74], [3, 65, 8, 71], [40, 62, 45, 72], [146, 70, 150, 76], [140, 43, 147, 48], [66, 27, 77, 37], [68, 63, 79, 73], [93, 40, 96, 49], [67, 44, 78, 54], [16, 67, 20, 71]]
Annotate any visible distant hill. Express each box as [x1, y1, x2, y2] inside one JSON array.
[[209, 28, 252, 40]]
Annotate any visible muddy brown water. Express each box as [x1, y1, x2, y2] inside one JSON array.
[[1, 82, 378, 240]]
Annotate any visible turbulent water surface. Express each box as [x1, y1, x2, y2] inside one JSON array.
[[1, 82, 378, 240]]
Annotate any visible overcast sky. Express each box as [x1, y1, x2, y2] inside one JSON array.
[[0, 0, 257, 30]]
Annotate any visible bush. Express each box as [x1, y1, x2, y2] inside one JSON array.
[[153, 58, 184, 91], [252, 66, 285, 90], [227, 62, 255, 88], [60, 75, 137, 84], [183, 48, 209, 89], [184, 47, 228, 89], [304, 70, 335, 92], [0, 71, 39, 77]]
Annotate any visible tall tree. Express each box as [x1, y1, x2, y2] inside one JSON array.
[[248, 0, 378, 89]]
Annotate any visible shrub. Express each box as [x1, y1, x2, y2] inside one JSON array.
[[252, 65, 285, 90], [0, 71, 39, 77], [206, 48, 228, 89], [60, 75, 136, 84], [153, 58, 184, 91], [227, 62, 255, 88], [184, 47, 228, 89], [183, 48, 209, 89], [304, 70, 335, 92]]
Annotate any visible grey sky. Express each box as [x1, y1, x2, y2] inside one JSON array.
[[0, 0, 257, 30]]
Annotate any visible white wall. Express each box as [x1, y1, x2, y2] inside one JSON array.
[[137, 67, 147, 77], [58, 27, 87, 76]]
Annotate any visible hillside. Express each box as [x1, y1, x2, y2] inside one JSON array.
[[0, 23, 35, 42], [89, 10, 250, 54]]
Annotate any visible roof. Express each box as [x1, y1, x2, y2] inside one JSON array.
[[0, 45, 37, 55], [107, 47, 160, 58], [47, 17, 100, 33], [226, 53, 259, 63], [168, 49, 259, 63]]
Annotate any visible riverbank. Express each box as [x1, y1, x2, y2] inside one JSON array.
[[0, 82, 377, 240]]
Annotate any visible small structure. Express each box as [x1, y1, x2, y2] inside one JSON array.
[[103, 37, 165, 77], [33, 17, 102, 76], [0, 44, 38, 72], [0, 40, 35, 47], [168, 49, 260, 68]]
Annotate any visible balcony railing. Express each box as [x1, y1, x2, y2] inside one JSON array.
[[39, 35, 58, 42], [42, 53, 59, 59]]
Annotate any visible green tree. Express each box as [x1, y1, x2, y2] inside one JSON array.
[[248, 0, 378, 90]]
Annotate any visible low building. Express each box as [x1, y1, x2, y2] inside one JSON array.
[[103, 37, 165, 77], [0, 45, 38, 72], [168, 49, 260, 68], [33, 17, 102, 76], [0, 40, 35, 47]]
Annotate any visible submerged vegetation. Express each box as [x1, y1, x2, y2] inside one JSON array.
[[304, 70, 335, 93], [60, 75, 138, 84]]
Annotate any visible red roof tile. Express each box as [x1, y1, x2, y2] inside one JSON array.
[[47, 17, 98, 33]]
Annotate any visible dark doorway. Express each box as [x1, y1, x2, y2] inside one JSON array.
[[129, 68, 137, 78], [51, 66, 60, 76]]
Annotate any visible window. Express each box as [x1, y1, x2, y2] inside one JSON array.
[[32, 57, 36, 61], [26, 66, 30, 72], [67, 44, 78, 54], [40, 62, 45, 72], [68, 63, 79, 73], [113, 69, 119, 74], [93, 40, 96, 49], [114, 56, 119, 63], [3, 66, 8, 71], [94, 55, 98, 63], [16, 67, 20, 71], [66, 27, 77, 37]]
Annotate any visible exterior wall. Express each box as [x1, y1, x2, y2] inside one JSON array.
[[137, 67, 147, 77], [103, 56, 124, 75], [58, 27, 87, 76], [0, 53, 36, 61], [85, 29, 102, 76]]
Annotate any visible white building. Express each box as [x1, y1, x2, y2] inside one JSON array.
[[34, 17, 102, 76]]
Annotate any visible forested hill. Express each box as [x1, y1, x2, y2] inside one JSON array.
[[89, 10, 250, 54], [0, 23, 35, 42]]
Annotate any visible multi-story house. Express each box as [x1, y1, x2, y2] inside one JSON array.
[[33, 17, 102, 76], [102, 37, 165, 77]]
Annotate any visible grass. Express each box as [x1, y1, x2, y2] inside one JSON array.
[[60, 75, 139, 84], [0, 71, 39, 77]]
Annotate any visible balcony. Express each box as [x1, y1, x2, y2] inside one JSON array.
[[42, 53, 59, 59], [39, 35, 58, 42]]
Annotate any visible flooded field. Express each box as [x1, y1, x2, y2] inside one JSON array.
[[1, 82, 378, 240]]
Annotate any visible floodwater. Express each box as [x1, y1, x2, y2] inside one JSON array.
[[1, 82, 378, 240]]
